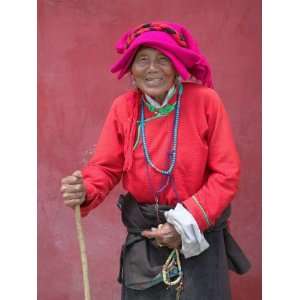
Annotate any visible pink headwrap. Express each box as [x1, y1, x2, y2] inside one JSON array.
[[111, 21, 213, 88]]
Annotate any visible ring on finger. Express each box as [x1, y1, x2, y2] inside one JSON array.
[[156, 239, 164, 247]]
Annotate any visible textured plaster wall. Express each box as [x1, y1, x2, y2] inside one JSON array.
[[38, 1, 261, 299]]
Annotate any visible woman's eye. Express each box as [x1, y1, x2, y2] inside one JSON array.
[[138, 57, 148, 62], [159, 57, 170, 64]]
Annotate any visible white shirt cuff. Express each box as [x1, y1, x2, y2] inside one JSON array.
[[164, 203, 210, 258]]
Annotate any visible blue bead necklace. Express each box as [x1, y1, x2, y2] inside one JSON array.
[[140, 83, 183, 223], [140, 82, 183, 175]]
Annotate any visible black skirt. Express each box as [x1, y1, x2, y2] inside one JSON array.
[[118, 193, 250, 300]]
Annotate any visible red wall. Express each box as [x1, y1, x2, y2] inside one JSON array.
[[38, 1, 261, 299]]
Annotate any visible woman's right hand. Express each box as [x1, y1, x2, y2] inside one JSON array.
[[60, 170, 86, 208]]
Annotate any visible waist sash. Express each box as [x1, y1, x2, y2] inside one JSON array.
[[117, 193, 250, 290]]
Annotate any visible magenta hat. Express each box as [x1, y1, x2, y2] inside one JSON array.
[[111, 21, 213, 87]]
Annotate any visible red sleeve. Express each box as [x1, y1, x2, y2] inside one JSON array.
[[182, 89, 240, 231], [80, 100, 125, 217]]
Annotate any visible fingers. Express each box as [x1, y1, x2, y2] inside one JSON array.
[[64, 198, 84, 208], [142, 229, 161, 239], [61, 175, 82, 185], [60, 184, 85, 193], [142, 225, 172, 239], [62, 192, 84, 200], [142, 223, 174, 238], [142, 229, 164, 247], [62, 191, 85, 207], [61, 170, 86, 209], [142, 223, 182, 249], [72, 170, 82, 178]]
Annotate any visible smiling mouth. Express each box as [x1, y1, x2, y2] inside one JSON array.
[[145, 78, 163, 86]]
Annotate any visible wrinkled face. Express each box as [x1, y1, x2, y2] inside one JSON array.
[[131, 47, 177, 101]]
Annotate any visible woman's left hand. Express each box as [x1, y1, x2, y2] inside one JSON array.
[[142, 223, 181, 249]]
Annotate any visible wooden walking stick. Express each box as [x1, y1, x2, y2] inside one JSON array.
[[75, 204, 92, 300]]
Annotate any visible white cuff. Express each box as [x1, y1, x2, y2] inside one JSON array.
[[164, 203, 210, 258]]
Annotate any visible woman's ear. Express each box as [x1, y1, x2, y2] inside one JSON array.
[[128, 73, 136, 88], [130, 73, 136, 87]]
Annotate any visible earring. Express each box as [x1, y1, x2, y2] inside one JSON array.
[[175, 75, 182, 84]]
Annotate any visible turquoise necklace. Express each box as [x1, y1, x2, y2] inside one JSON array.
[[140, 83, 184, 297], [133, 85, 177, 150], [143, 100, 177, 116], [140, 82, 183, 175], [143, 84, 177, 117]]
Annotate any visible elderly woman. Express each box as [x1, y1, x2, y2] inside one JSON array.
[[61, 22, 250, 300]]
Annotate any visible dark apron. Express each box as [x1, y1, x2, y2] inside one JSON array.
[[117, 193, 250, 300]]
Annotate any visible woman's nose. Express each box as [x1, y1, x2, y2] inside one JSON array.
[[147, 60, 159, 72]]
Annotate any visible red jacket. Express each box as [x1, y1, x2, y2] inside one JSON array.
[[81, 82, 240, 232]]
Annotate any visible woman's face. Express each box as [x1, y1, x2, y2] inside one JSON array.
[[131, 47, 177, 101]]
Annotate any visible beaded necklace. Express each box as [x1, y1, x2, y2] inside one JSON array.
[[140, 83, 184, 299], [133, 85, 177, 150], [140, 82, 183, 222], [140, 82, 183, 175]]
